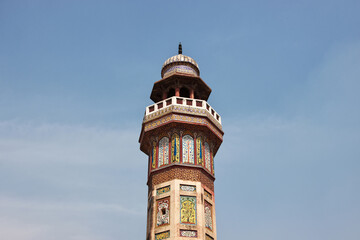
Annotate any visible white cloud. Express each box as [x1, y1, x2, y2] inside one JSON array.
[[0, 121, 147, 240], [0, 121, 144, 166]]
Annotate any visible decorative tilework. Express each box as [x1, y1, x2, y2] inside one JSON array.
[[155, 231, 170, 240], [158, 137, 169, 167], [182, 135, 194, 164], [143, 105, 222, 131], [204, 201, 213, 230], [144, 114, 223, 140], [180, 184, 196, 192], [205, 142, 211, 172], [171, 133, 180, 163], [204, 189, 212, 200], [196, 137, 203, 165], [180, 230, 197, 238], [205, 234, 214, 240], [180, 196, 196, 224], [156, 197, 170, 227], [156, 186, 170, 195], [163, 65, 198, 78], [152, 141, 157, 169]]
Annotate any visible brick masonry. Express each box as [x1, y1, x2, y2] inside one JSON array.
[[148, 165, 215, 192]]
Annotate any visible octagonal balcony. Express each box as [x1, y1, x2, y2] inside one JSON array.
[[143, 96, 222, 128]]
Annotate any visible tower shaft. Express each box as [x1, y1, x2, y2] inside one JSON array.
[[140, 48, 223, 240]]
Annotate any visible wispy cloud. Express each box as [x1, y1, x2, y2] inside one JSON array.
[[0, 121, 147, 240], [216, 42, 360, 240], [0, 121, 144, 166]]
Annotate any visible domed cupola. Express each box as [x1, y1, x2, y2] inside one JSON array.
[[161, 43, 200, 78], [150, 43, 212, 103]]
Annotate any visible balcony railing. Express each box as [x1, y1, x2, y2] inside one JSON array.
[[144, 96, 222, 125]]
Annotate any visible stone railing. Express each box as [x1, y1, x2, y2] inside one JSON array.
[[145, 96, 222, 125]]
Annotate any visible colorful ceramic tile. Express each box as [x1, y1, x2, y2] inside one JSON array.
[[156, 197, 170, 227], [182, 135, 194, 164], [158, 137, 169, 167], [180, 184, 196, 192], [156, 186, 170, 195], [152, 141, 157, 169], [180, 230, 197, 238], [180, 196, 196, 224], [196, 137, 203, 165], [205, 142, 211, 171], [171, 133, 180, 163], [204, 201, 213, 230], [144, 114, 223, 140], [155, 231, 170, 240]]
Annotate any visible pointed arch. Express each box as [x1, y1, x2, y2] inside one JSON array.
[[182, 135, 194, 164], [151, 141, 157, 169], [196, 136, 203, 166], [205, 142, 211, 171], [158, 137, 169, 167], [171, 133, 180, 163]]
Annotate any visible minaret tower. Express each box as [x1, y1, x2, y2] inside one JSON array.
[[139, 44, 224, 240]]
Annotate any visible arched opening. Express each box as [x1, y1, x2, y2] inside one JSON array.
[[194, 91, 200, 100], [167, 88, 175, 98], [180, 87, 190, 98]]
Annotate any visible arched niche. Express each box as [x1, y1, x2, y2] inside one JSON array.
[[182, 135, 194, 164]]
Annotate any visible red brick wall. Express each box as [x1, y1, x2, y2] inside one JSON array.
[[148, 165, 215, 191]]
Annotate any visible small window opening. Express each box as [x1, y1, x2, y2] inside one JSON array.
[[162, 208, 166, 215]]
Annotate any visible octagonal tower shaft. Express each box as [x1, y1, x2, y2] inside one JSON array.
[[139, 46, 223, 240]]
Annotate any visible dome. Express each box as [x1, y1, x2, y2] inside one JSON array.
[[161, 44, 200, 78]]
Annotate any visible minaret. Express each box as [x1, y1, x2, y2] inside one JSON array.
[[139, 44, 224, 240]]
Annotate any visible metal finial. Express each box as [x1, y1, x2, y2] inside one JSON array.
[[178, 42, 182, 54]]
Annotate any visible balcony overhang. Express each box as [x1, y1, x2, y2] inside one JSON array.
[[150, 73, 212, 103]]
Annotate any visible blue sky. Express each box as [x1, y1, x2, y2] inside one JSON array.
[[0, 0, 359, 239]]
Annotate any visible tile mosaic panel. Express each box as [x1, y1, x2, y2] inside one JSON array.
[[182, 135, 194, 164], [143, 103, 223, 131], [205, 142, 211, 171], [204, 189, 212, 200], [171, 133, 180, 163], [204, 201, 213, 230], [152, 141, 157, 169], [180, 184, 196, 192], [180, 196, 196, 225], [159, 137, 169, 166], [144, 114, 223, 140], [156, 197, 170, 227], [180, 230, 197, 238], [196, 137, 203, 165], [156, 186, 170, 195], [205, 234, 214, 240], [163, 65, 197, 78], [155, 231, 170, 240]]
